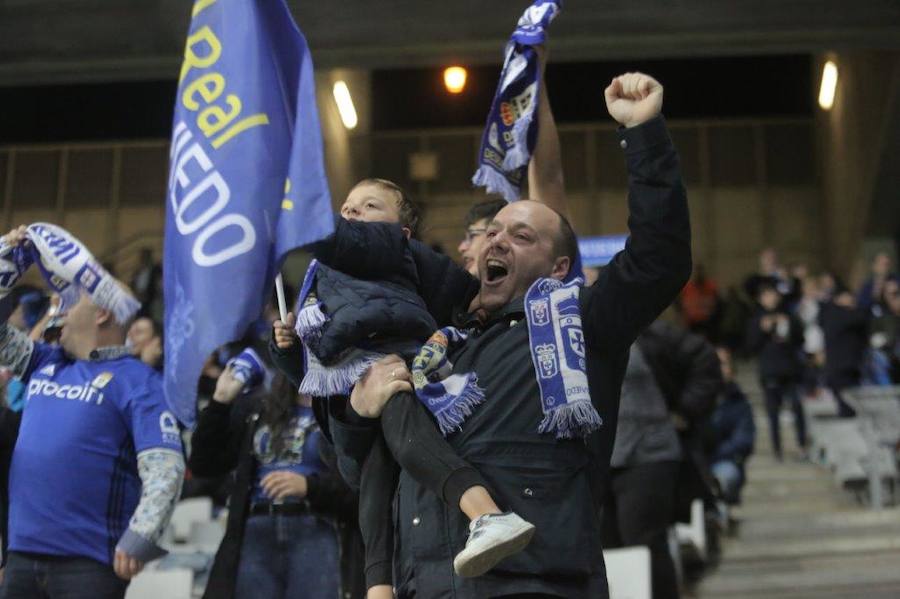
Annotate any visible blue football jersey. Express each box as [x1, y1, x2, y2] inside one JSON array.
[[8, 343, 183, 565]]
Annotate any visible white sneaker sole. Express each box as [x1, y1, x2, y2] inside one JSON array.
[[453, 521, 536, 578]]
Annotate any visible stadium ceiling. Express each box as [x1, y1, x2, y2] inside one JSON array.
[[1, 0, 899, 86]]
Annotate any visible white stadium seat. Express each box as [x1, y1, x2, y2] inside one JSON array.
[[125, 568, 193, 599], [604, 546, 652, 599]]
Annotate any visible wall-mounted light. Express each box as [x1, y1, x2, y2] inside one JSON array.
[[818, 60, 838, 110], [443, 66, 467, 94], [332, 80, 358, 129]]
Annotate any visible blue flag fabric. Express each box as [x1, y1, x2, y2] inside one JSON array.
[[472, 0, 562, 201], [164, 0, 333, 427]]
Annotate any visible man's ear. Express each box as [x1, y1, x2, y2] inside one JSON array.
[[95, 308, 113, 327], [401, 226, 412, 240], [550, 256, 572, 281]]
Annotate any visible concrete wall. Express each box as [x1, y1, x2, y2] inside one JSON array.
[[815, 51, 900, 281], [0, 117, 827, 293]]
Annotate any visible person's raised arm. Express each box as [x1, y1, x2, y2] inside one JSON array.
[[0, 226, 38, 378], [581, 73, 692, 353], [527, 47, 567, 218]]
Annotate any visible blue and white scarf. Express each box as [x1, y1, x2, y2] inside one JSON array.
[[293, 259, 386, 397], [26, 223, 139, 324], [413, 276, 600, 440], [525, 276, 601, 439], [412, 327, 486, 436], [227, 347, 265, 389], [0, 223, 139, 324], [472, 0, 562, 201]]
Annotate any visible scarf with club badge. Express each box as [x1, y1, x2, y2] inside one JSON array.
[[471, 0, 562, 202], [525, 276, 601, 439], [411, 275, 601, 440], [0, 223, 139, 324]]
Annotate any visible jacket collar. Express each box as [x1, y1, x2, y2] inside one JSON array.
[[455, 297, 526, 330], [88, 345, 132, 361]]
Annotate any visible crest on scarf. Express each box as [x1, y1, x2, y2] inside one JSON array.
[[529, 298, 550, 326], [535, 343, 558, 379], [567, 328, 585, 358]]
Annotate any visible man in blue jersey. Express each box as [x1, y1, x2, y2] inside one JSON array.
[[0, 227, 185, 599]]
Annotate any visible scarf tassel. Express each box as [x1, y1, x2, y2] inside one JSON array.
[[299, 349, 380, 398], [432, 382, 487, 436], [472, 167, 520, 203], [538, 399, 603, 440], [295, 302, 329, 343]]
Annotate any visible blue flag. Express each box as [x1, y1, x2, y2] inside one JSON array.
[[164, 0, 333, 426]]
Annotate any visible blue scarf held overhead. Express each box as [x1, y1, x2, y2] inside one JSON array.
[[472, 0, 562, 202], [525, 276, 601, 439], [0, 223, 139, 325]]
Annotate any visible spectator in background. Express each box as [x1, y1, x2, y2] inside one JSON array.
[[678, 263, 721, 342], [743, 248, 800, 308], [635, 320, 723, 540], [857, 252, 897, 315], [130, 248, 163, 321], [819, 287, 869, 417], [795, 276, 826, 396], [708, 348, 755, 504], [869, 279, 900, 383], [817, 271, 839, 303], [456, 198, 507, 276], [746, 282, 806, 460], [189, 368, 362, 599], [717, 286, 753, 352], [602, 337, 686, 599], [127, 317, 163, 371]]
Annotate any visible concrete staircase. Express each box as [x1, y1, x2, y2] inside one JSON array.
[[694, 366, 900, 599]]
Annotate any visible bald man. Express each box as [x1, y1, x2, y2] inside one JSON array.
[[335, 72, 691, 598]]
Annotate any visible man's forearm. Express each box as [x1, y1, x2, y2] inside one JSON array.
[[0, 322, 34, 378], [527, 54, 567, 216], [118, 448, 185, 562]]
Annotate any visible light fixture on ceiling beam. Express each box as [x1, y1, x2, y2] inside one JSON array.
[[818, 60, 838, 110], [443, 66, 467, 94], [333, 80, 358, 129]]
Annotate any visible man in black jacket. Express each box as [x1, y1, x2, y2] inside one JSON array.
[[819, 288, 869, 417], [747, 283, 806, 459], [330, 73, 691, 598]]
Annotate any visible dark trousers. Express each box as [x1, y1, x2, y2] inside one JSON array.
[[0, 553, 128, 599], [235, 514, 339, 599], [601, 461, 681, 599], [359, 392, 486, 589], [761, 377, 806, 456], [827, 371, 859, 418]]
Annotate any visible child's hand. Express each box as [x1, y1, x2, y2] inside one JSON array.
[[273, 312, 298, 349]]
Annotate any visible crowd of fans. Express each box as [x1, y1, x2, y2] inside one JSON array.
[[677, 248, 900, 462]]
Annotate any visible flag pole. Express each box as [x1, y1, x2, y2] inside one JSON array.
[[275, 273, 288, 322]]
